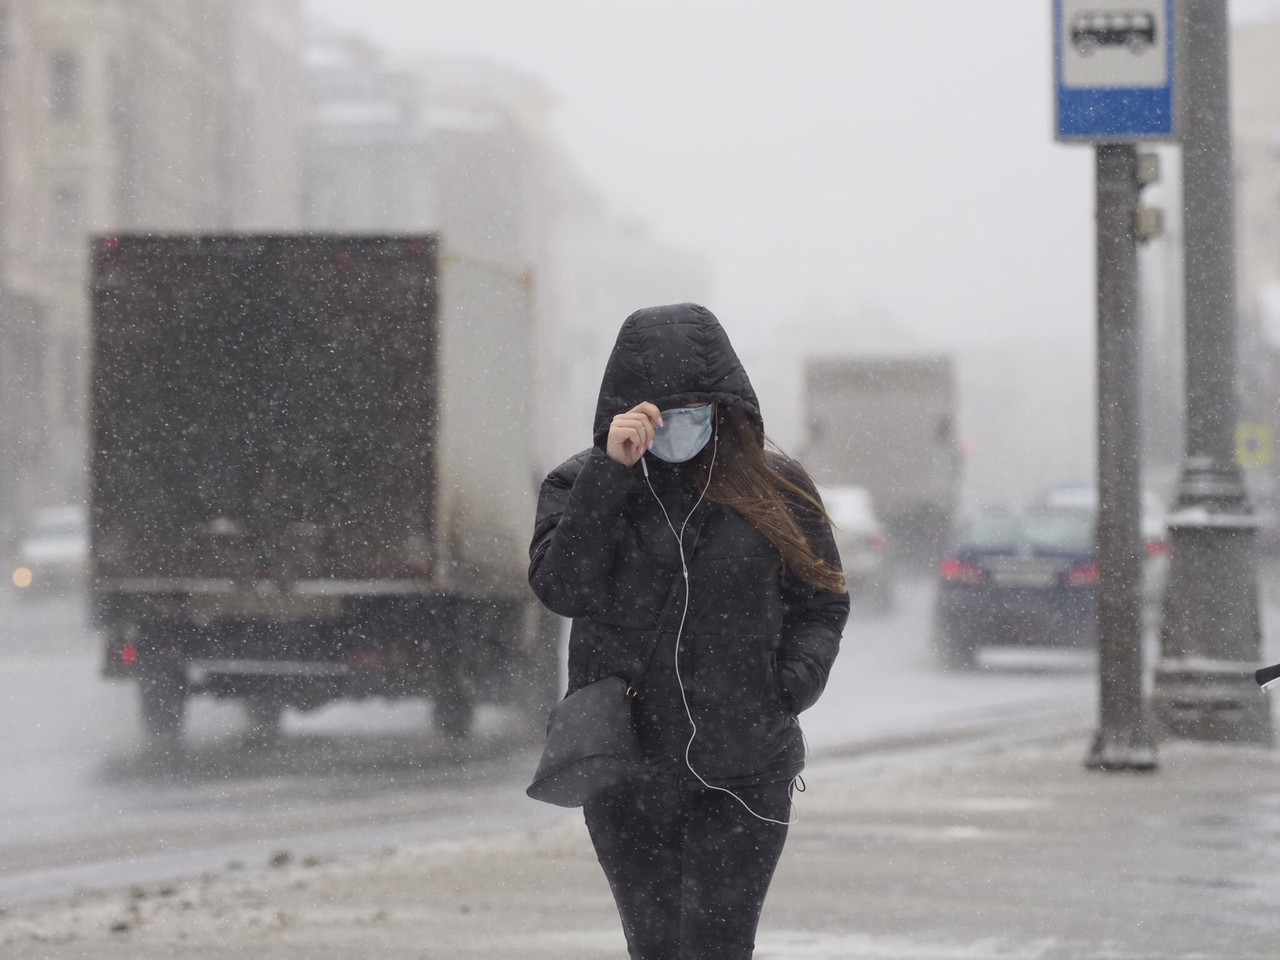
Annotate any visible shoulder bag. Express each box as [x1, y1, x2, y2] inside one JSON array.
[[527, 542, 696, 807]]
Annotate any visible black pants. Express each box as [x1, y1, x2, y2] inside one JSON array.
[[583, 773, 791, 960]]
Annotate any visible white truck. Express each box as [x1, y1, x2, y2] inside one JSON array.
[[90, 234, 559, 742], [802, 354, 961, 570]]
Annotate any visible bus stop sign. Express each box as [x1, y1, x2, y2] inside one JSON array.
[[1055, 0, 1176, 141]]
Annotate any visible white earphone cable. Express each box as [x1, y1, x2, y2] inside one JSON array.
[[641, 415, 801, 827]]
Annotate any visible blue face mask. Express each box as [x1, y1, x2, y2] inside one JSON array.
[[650, 405, 714, 463]]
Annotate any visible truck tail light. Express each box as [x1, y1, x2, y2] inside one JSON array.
[[940, 558, 986, 583], [1066, 563, 1100, 586]]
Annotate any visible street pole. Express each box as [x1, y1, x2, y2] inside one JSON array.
[[1088, 143, 1157, 771], [1151, 0, 1272, 745]]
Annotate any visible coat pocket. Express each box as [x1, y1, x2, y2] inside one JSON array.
[[684, 632, 772, 705]]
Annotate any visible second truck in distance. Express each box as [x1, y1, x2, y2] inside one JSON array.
[[802, 353, 961, 572]]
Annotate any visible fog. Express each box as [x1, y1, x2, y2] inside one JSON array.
[[304, 0, 1280, 512], [4, 1, 1276, 520], [4, 3, 1280, 953], [310, 0, 1091, 341]]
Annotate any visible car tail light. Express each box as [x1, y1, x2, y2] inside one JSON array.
[[1066, 563, 1100, 586], [940, 558, 986, 583], [121, 643, 139, 667], [1144, 538, 1168, 558], [867, 531, 886, 551]]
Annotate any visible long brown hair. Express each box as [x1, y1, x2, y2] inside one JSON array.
[[700, 406, 848, 595]]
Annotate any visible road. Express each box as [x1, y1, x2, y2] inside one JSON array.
[[7, 572, 1264, 911]]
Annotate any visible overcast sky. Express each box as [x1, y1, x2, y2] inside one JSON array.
[[304, 0, 1280, 357], [303, 1, 1280, 501]]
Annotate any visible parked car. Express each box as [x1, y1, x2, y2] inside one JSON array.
[[9, 505, 89, 597], [1037, 483, 1169, 606], [824, 484, 894, 614], [932, 508, 1098, 670]]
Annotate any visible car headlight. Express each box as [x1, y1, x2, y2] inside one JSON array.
[[11, 567, 33, 589]]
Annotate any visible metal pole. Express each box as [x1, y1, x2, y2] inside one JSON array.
[[1087, 143, 1157, 771], [1151, 0, 1272, 745]]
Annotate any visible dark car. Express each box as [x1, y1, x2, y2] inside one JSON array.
[[932, 509, 1098, 671], [1037, 483, 1169, 607]]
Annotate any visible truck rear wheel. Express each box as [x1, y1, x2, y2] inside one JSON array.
[[244, 698, 284, 743], [139, 666, 187, 742], [932, 627, 978, 672], [867, 577, 895, 616], [433, 682, 474, 741]]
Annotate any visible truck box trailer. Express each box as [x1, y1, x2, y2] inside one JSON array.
[[802, 354, 960, 569], [89, 234, 558, 743]]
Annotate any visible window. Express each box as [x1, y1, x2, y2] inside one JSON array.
[[51, 186, 81, 257], [50, 51, 78, 121], [58, 335, 82, 428]]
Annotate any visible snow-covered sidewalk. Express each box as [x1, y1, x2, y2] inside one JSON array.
[[4, 736, 1280, 959]]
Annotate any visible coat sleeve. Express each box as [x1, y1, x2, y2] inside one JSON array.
[[773, 465, 850, 714], [528, 448, 639, 618]]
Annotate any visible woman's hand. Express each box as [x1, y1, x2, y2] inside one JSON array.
[[606, 402, 663, 467]]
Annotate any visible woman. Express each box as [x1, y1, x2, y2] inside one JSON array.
[[528, 302, 849, 959]]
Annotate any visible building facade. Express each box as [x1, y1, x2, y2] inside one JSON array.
[[304, 34, 710, 470], [0, 0, 303, 520]]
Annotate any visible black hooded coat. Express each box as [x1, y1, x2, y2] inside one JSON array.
[[528, 304, 849, 786]]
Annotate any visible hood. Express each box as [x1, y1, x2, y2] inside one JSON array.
[[592, 303, 763, 447]]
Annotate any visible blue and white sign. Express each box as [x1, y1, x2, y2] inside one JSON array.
[[1054, 0, 1176, 141]]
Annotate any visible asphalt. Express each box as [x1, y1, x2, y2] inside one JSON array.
[[3, 729, 1280, 959]]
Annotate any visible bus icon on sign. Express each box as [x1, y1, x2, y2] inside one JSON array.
[[1070, 10, 1157, 56]]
